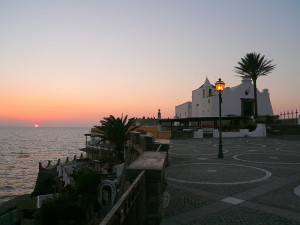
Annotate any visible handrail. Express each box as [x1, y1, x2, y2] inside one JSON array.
[[99, 170, 145, 225]]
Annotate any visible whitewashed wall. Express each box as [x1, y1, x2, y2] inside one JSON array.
[[176, 77, 274, 118], [175, 102, 192, 118], [211, 124, 266, 138], [220, 77, 273, 117], [192, 77, 215, 117]]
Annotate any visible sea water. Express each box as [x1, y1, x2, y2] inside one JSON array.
[[0, 127, 89, 205]]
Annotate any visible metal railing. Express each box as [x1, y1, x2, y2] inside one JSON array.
[[99, 170, 145, 225], [279, 110, 298, 119]]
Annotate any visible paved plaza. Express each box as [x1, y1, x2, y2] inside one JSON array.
[[161, 136, 300, 225]]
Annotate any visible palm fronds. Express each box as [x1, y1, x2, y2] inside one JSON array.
[[234, 52, 276, 80]]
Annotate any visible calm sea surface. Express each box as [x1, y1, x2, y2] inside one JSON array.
[[0, 127, 89, 205]]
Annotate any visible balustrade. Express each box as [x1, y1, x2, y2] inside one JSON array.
[[99, 170, 145, 225]]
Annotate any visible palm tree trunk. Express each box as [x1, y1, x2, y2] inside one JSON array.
[[114, 145, 124, 162], [253, 79, 258, 119]]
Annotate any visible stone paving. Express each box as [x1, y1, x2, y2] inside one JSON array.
[[161, 136, 300, 225]]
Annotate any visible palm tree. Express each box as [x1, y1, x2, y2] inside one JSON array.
[[95, 115, 138, 162], [234, 52, 276, 118]]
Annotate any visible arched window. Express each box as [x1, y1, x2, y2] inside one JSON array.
[[209, 89, 212, 96]]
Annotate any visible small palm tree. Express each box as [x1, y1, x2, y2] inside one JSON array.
[[96, 115, 138, 162], [234, 52, 276, 118]]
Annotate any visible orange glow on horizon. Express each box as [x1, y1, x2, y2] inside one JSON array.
[[1, 90, 175, 124]]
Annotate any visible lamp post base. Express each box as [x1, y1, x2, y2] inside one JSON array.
[[218, 143, 224, 158]]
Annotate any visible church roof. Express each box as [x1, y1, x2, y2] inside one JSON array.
[[200, 77, 213, 88], [228, 77, 253, 92], [204, 77, 211, 86]]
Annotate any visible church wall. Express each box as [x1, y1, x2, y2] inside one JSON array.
[[211, 78, 274, 117], [220, 87, 245, 116], [175, 77, 274, 118], [192, 81, 215, 117], [210, 95, 219, 117], [175, 102, 192, 118], [257, 89, 274, 115], [192, 89, 201, 117]]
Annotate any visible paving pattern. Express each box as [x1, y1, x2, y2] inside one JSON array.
[[161, 136, 300, 225]]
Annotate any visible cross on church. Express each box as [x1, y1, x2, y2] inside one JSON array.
[[291, 110, 294, 118], [283, 111, 286, 119], [280, 112, 282, 119], [296, 109, 298, 118], [287, 111, 290, 119]]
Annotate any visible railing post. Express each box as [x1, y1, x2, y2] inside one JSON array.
[[126, 152, 167, 225]]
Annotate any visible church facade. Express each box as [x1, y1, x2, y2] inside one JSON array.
[[175, 77, 273, 118]]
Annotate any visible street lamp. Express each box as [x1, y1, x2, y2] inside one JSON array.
[[215, 78, 225, 158]]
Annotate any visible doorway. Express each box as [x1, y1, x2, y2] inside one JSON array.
[[241, 99, 254, 116]]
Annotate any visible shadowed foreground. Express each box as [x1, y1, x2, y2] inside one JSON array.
[[162, 136, 300, 225]]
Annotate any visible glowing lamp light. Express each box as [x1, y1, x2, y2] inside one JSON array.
[[215, 78, 225, 91]]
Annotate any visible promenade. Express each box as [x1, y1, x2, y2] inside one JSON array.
[[161, 136, 300, 225]]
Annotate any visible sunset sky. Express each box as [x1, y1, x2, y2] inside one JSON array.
[[1, 1, 299, 127]]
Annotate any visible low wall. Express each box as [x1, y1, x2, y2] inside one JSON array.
[[0, 209, 18, 225], [135, 125, 171, 139], [193, 129, 203, 138], [213, 129, 248, 138], [158, 131, 172, 139], [126, 152, 167, 225], [277, 118, 298, 125], [194, 124, 267, 138], [171, 130, 194, 139]]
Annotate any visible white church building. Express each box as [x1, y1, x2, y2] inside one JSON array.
[[175, 77, 273, 118]]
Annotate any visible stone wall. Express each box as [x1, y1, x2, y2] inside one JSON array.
[[126, 152, 167, 225]]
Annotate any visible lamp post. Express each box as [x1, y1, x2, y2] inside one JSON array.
[[215, 78, 225, 158]]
